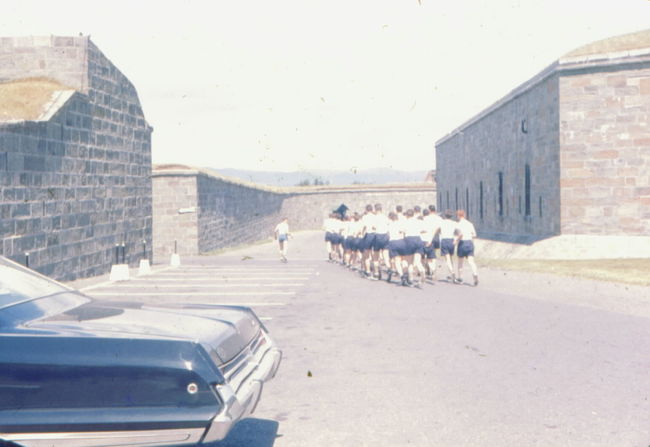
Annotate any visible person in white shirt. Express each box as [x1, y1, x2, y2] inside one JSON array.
[[402, 209, 426, 287], [274, 217, 290, 262], [439, 210, 459, 282], [359, 204, 377, 279], [421, 207, 442, 282], [323, 213, 338, 261], [386, 211, 406, 283], [371, 203, 391, 280], [332, 213, 346, 263], [395, 205, 406, 223], [455, 209, 479, 286]]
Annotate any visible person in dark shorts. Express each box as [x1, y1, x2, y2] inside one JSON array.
[[371, 203, 390, 280], [439, 210, 458, 282], [359, 204, 377, 279], [386, 211, 406, 283], [274, 217, 290, 262], [402, 209, 426, 287], [455, 209, 479, 286]]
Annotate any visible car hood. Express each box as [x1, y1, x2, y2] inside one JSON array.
[[23, 300, 261, 365]]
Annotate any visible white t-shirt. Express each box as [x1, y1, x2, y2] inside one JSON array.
[[351, 220, 363, 237], [426, 214, 443, 237], [456, 218, 477, 241], [439, 218, 458, 239], [420, 217, 433, 242], [361, 213, 377, 234], [403, 217, 422, 237], [388, 220, 404, 241], [275, 221, 289, 236], [374, 212, 390, 234], [323, 217, 337, 232]]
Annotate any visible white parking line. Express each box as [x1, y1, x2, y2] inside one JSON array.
[[105, 283, 304, 288], [130, 276, 306, 284], [131, 276, 311, 281], [88, 291, 296, 297], [172, 267, 316, 272]]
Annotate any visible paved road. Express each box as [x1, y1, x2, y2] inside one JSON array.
[[77, 231, 650, 447]]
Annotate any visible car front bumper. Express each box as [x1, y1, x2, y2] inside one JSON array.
[[202, 344, 282, 443]]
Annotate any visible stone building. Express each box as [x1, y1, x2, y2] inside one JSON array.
[[0, 36, 152, 280], [435, 29, 650, 244]]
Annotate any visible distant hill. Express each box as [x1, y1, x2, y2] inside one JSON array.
[[208, 168, 430, 187]]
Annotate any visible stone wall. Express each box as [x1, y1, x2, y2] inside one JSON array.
[[152, 172, 198, 258], [0, 36, 89, 92], [436, 44, 650, 241], [152, 166, 436, 262], [559, 65, 650, 235], [0, 36, 152, 280], [436, 72, 561, 240]]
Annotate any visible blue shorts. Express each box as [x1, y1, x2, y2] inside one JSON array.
[[423, 242, 436, 259], [404, 236, 424, 256], [372, 233, 389, 251], [457, 240, 475, 258], [361, 233, 376, 251], [325, 232, 333, 242], [440, 238, 455, 256], [278, 234, 288, 242], [388, 239, 406, 258]]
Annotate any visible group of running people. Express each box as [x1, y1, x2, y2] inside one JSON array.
[[323, 204, 479, 287]]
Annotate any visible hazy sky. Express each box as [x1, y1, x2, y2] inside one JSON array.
[[2, 1, 650, 172]]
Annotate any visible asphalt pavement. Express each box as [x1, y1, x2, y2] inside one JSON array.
[[73, 231, 650, 447]]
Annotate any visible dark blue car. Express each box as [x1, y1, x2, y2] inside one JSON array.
[[0, 256, 282, 447]]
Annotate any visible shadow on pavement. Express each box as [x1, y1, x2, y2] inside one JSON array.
[[205, 418, 280, 447]]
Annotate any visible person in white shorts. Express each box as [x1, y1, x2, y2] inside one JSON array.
[[455, 209, 479, 286]]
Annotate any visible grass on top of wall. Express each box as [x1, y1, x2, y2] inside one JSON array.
[[0, 78, 73, 121], [477, 258, 650, 287]]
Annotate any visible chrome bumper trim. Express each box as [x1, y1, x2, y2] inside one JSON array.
[[2, 427, 204, 447], [202, 346, 282, 443]]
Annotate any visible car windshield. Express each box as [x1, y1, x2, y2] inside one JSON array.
[[0, 257, 70, 309]]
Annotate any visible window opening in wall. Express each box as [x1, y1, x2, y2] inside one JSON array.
[[525, 164, 531, 217], [479, 181, 484, 220], [539, 196, 543, 218], [466, 188, 470, 217], [455, 188, 458, 211], [518, 196, 522, 214], [446, 191, 449, 210], [498, 172, 504, 217]]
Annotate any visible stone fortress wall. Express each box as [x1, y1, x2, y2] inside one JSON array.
[[436, 29, 650, 244], [0, 36, 152, 280], [152, 166, 437, 262]]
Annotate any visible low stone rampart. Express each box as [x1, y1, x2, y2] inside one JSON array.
[[152, 166, 437, 262]]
